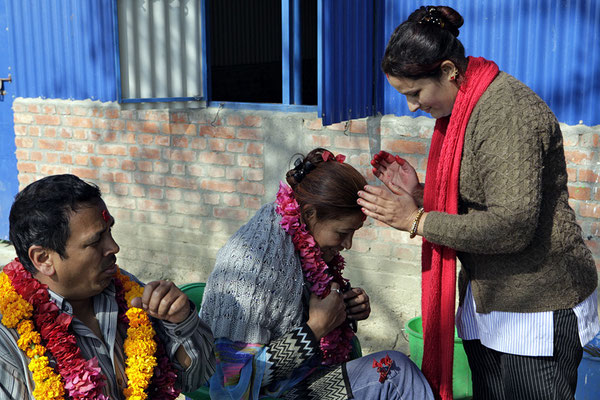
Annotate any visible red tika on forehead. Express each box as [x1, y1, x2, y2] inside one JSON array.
[[102, 209, 110, 223]]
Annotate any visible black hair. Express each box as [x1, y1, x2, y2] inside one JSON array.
[[9, 174, 102, 273], [382, 5, 468, 80], [285, 148, 367, 224]]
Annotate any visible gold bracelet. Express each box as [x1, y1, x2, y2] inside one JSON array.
[[409, 207, 425, 239]]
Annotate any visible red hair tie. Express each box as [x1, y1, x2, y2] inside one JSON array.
[[322, 150, 346, 163]]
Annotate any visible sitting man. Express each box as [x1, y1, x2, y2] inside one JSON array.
[[0, 174, 215, 399]]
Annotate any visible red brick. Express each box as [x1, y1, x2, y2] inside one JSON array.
[[40, 165, 68, 175], [60, 154, 73, 164], [129, 147, 139, 157], [184, 192, 203, 202], [334, 136, 369, 150], [173, 203, 209, 216], [200, 126, 235, 138], [30, 151, 43, 161], [171, 164, 185, 175], [39, 139, 66, 151], [188, 165, 205, 176], [14, 114, 34, 124], [15, 149, 29, 160], [75, 155, 89, 165], [207, 166, 225, 178], [327, 121, 348, 131], [28, 126, 41, 136], [237, 181, 264, 195], [223, 194, 241, 207], [244, 197, 262, 210], [226, 141, 244, 153], [247, 143, 263, 155], [166, 176, 197, 189], [246, 169, 264, 181], [59, 128, 72, 138], [579, 203, 600, 218], [564, 150, 593, 165], [12, 103, 26, 113], [226, 115, 243, 126], [137, 134, 154, 145], [72, 106, 89, 116], [148, 188, 164, 199], [139, 199, 169, 211], [579, 169, 599, 183], [311, 135, 331, 147], [173, 136, 189, 147], [140, 148, 160, 159], [109, 120, 125, 130], [90, 156, 104, 167], [169, 112, 188, 123], [131, 186, 145, 197], [200, 180, 236, 193], [72, 167, 99, 179], [349, 120, 367, 134], [122, 132, 136, 143], [121, 160, 136, 171], [155, 135, 170, 146], [73, 129, 87, 139], [568, 186, 591, 200], [381, 139, 428, 154], [237, 128, 263, 140], [90, 131, 102, 140], [43, 105, 58, 113], [34, 114, 61, 126], [166, 189, 182, 201], [94, 119, 108, 130], [137, 161, 153, 172], [130, 121, 160, 134], [199, 152, 234, 165], [154, 161, 169, 173], [27, 104, 41, 113], [166, 149, 196, 162], [214, 207, 249, 220], [17, 162, 37, 173], [103, 131, 117, 142], [65, 116, 93, 128], [305, 118, 323, 130], [101, 172, 131, 183], [98, 145, 127, 156], [46, 153, 59, 163], [191, 138, 207, 149], [238, 155, 263, 168], [67, 143, 94, 153], [44, 127, 57, 137], [208, 139, 226, 152], [243, 115, 262, 127], [113, 184, 129, 196], [202, 193, 220, 204], [91, 108, 104, 118], [106, 158, 119, 168], [164, 123, 196, 135], [14, 125, 27, 135], [226, 167, 243, 180]]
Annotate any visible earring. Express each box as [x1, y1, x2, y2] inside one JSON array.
[[450, 70, 458, 81]]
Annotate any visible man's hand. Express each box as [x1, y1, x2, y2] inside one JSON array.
[[131, 281, 191, 324]]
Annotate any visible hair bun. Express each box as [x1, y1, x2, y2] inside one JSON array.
[[417, 5, 463, 37]]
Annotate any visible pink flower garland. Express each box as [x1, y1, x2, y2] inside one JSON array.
[[275, 182, 354, 365]]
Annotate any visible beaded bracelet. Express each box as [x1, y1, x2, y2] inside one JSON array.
[[409, 207, 425, 239]]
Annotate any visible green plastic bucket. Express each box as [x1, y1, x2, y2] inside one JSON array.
[[405, 316, 473, 399]]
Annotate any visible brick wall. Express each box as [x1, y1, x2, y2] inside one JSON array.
[[11, 98, 600, 352]]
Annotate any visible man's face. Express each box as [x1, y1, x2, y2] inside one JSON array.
[[48, 200, 120, 300]]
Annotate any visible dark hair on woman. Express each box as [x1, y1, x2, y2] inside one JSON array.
[[286, 148, 367, 224], [381, 5, 468, 79], [9, 174, 102, 273]]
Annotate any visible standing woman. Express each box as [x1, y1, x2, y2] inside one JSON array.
[[358, 5, 599, 400]]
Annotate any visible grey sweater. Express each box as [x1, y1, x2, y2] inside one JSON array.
[[423, 72, 597, 313]]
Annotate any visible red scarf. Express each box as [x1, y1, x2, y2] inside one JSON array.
[[421, 57, 499, 400]]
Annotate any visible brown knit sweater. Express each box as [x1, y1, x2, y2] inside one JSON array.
[[423, 72, 597, 314]]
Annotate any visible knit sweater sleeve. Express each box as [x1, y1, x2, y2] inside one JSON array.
[[423, 74, 554, 254]]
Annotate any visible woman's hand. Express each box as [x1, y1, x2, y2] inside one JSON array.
[[357, 183, 419, 232], [371, 151, 420, 198], [343, 287, 371, 321], [307, 282, 347, 340]]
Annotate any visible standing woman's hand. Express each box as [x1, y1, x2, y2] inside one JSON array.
[[357, 183, 420, 232], [371, 151, 421, 200]]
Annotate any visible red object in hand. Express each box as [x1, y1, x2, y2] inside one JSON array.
[[372, 354, 393, 383]]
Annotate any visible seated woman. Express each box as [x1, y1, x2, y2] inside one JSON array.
[[200, 148, 433, 399]]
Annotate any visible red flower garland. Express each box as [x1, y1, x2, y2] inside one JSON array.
[[275, 182, 354, 365]]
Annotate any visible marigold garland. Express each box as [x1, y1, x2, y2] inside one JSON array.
[[0, 259, 180, 400], [275, 182, 355, 365]]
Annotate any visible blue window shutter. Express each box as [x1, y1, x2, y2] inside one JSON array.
[[318, 0, 374, 125]]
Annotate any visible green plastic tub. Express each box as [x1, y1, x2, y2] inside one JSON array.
[[405, 316, 473, 399]]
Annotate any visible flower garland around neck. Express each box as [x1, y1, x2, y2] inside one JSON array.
[[0, 259, 179, 400], [275, 182, 355, 365]]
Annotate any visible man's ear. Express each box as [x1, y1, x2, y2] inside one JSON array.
[[28, 245, 56, 276]]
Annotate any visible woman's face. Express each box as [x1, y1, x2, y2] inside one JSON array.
[[309, 212, 365, 263], [387, 72, 459, 119]]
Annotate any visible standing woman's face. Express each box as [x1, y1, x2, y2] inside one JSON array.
[[386, 63, 459, 119]]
